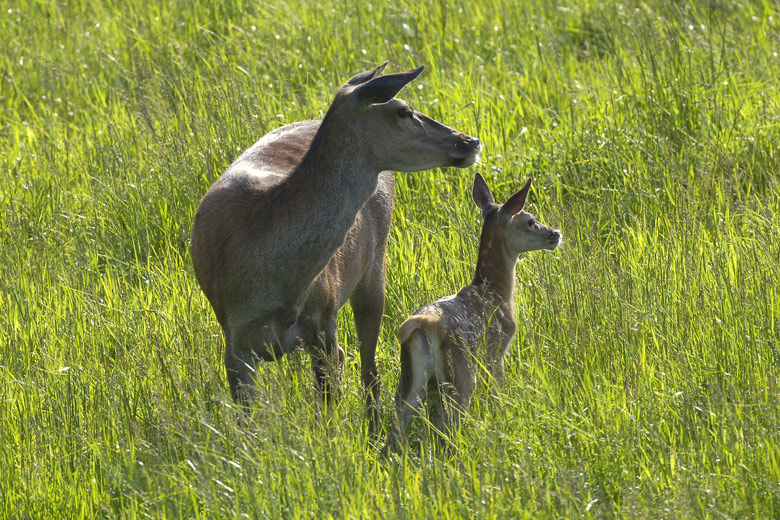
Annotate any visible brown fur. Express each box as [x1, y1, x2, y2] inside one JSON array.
[[190, 64, 480, 431]]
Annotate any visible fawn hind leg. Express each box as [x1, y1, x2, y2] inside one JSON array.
[[381, 329, 432, 457], [437, 341, 477, 443]]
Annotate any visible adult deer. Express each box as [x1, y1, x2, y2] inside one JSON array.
[[190, 63, 481, 431]]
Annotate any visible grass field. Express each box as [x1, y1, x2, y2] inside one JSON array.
[[2, 0, 779, 517]]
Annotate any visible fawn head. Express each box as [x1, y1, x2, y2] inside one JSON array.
[[325, 63, 481, 171], [472, 173, 561, 255]]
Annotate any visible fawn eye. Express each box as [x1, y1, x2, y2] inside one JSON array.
[[398, 107, 413, 119]]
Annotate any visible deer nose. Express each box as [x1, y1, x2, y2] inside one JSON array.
[[457, 136, 481, 154]]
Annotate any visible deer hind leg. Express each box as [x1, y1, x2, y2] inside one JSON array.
[[224, 330, 259, 409], [225, 317, 299, 408], [350, 261, 387, 434], [309, 315, 345, 409], [381, 329, 431, 457]]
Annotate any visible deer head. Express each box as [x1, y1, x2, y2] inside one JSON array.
[[472, 173, 561, 255], [322, 63, 481, 172]]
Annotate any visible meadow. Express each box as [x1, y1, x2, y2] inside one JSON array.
[[1, 0, 779, 517]]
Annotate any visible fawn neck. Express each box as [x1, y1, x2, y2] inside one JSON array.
[[471, 222, 517, 308]]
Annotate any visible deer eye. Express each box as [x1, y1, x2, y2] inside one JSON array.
[[528, 219, 535, 227], [398, 107, 413, 119]]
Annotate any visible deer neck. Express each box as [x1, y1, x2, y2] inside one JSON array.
[[270, 115, 380, 296], [294, 120, 378, 222], [471, 229, 517, 310]]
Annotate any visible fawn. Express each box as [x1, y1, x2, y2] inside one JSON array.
[[382, 173, 560, 455]]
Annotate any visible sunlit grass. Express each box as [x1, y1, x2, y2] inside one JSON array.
[[1, 0, 779, 517]]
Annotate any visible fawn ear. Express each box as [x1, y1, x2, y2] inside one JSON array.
[[346, 62, 388, 86], [353, 65, 424, 106], [500, 178, 533, 217], [472, 172, 495, 213]]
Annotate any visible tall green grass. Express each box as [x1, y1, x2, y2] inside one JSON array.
[[1, 0, 778, 517]]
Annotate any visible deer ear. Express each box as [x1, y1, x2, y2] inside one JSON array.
[[353, 65, 424, 106], [472, 172, 495, 213], [500, 178, 533, 217], [346, 62, 388, 86]]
